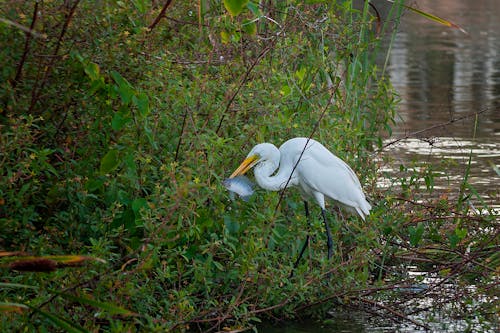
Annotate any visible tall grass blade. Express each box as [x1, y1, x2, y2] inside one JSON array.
[[490, 162, 500, 176], [0, 282, 135, 317], [0, 251, 28, 257], [30, 306, 90, 333], [56, 292, 137, 316], [0, 282, 38, 289], [386, 0, 467, 34], [0, 302, 29, 313], [1, 255, 106, 272]]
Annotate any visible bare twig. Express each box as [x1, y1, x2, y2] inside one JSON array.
[[368, 2, 382, 36], [377, 108, 492, 153], [207, 279, 248, 333], [12, 2, 40, 90], [214, 43, 276, 135], [29, 0, 81, 113], [358, 297, 431, 330], [0, 17, 46, 39], [148, 0, 174, 31], [174, 108, 189, 162]]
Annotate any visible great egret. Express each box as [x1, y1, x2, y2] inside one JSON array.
[[229, 137, 371, 269]]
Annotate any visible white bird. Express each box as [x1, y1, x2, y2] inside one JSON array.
[[229, 137, 371, 269]]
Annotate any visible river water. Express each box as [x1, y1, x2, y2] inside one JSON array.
[[262, 1, 499, 332], [380, 0, 500, 211]]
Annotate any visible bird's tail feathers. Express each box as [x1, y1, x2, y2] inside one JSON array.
[[356, 199, 372, 221]]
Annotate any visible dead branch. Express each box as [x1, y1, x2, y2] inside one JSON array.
[[378, 107, 493, 153], [148, 0, 174, 32], [12, 2, 40, 91], [358, 297, 431, 330], [28, 0, 81, 113]]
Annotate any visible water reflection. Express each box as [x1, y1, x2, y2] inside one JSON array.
[[387, 0, 500, 138], [380, 137, 500, 205], [382, 0, 500, 205]]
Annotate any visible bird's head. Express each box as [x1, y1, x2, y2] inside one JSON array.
[[229, 143, 279, 178]]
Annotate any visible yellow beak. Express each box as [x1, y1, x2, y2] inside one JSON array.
[[229, 155, 259, 178]]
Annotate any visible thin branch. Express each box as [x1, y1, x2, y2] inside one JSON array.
[[214, 43, 276, 135], [174, 107, 189, 161], [358, 297, 431, 330], [377, 107, 493, 153], [12, 2, 40, 90], [29, 0, 81, 113], [0, 17, 46, 39], [148, 0, 174, 32]]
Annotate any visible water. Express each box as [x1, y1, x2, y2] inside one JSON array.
[[262, 2, 500, 332], [380, 0, 500, 211]]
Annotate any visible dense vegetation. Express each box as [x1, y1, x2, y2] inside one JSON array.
[[1, 1, 498, 332]]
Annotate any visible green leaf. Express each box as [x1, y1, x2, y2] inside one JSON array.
[[131, 0, 147, 13], [124, 153, 137, 173], [111, 109, 131, 131], [123, 208, 136, 229], [110, 70, 134, 104], [280, 84, 291, 96], [223, 0, 249, 16], [110, 70, 130, 89], [213, 260, 224, 271], [84, 62, 100, 81], [231, 31, 241, 43], [448, 233, 459, 249], [455, 227, 467, 240], [133, 92, 150, 116], [89, 77, 105, 94], [242, 19, 257, 35], [246, 1, 260, 16], [144, 123, 157, 148], [131, 198, 148, 216], [295, 67, 307, 81], [85, 178, 104, 193], [409, 223, 424, 247], [221, 30, 231, 44], [100, 149, 120, 174], [112, 207, 135, 231]]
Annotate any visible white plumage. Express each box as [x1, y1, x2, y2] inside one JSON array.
[[229, 137, 371, 268], [230, 137, 371, 220]]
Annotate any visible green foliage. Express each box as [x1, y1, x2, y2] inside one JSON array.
[[224, 0, 249, 16], [0, 1, 496, 332]]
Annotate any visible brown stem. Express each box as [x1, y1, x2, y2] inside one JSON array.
[[12, 1, 39, 91], [214, 43, 275, 135], [174, 108, 189, 162], [358, 297, 431, 330], [148, 0, 174, 31], [379, 107, 492, 152], [29, 0, 81, 114]]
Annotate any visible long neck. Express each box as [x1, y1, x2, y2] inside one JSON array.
[[254, 156, 293, 191]]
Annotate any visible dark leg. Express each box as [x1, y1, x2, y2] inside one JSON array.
[[290, 201, 311, 277], [322, 209, 333, 260]]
